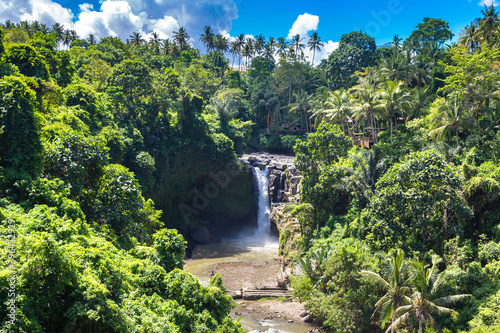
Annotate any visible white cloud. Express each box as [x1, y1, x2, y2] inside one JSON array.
[[0, 0, 74, 28], [0, 0, 238, 47], [287, 13, 319, 40], [302, 39, 339, 66], [479, 0, 499, 6]]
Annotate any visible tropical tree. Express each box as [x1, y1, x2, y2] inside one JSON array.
[[289, 89, 314, 132], [308, 32, 324, 65], [350, 77, 383, 143], [392, 34, 402, 50], [479, 5, 499, 44], [214, 34, 229, 67], [428, 97, 471, 145], [51, 23, 64, 49], [200, 25, 215, 54], [322, 88, 351, 133], [254, 34, 265, 55], [172, 27, 190, 50], [379, 80, 410, 143], [292, 34, 305, 60], [235, 34, 246, 71], [149, 32, 162, 54], [360, 249, 411, 332], [387, 255, 472, 333], [87, 34, 97, 46], [459, 23, 481, 53], [129, 32, 145, 46], [275, 37, 288, 58], [409, 86, 433, 119]]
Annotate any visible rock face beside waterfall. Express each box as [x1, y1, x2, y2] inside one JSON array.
[[240, 153, 302, 205]]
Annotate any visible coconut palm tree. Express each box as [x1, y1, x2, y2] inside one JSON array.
[[411, 56, 434, 87], [292, 34, 305, 60], [214, 34, 229, 67], [322, 89, 351, 133], [242, 41, 253, 70], [289, 89, 314, 133], [172, 27, 190, 50], [199, 25, 215, 54], [149, 32, 162, 54], [479, 4, 499, 44], [229, 41, 239, 69], [51, 23, 64, 49], [129, 32, 145, 46], [429, 98, 471, 145], [307, 32, 324, 66], [360, 249, 411, 332], [262, 43, 275, 61], [409, 86, 433, 119], [254, 34, 265, 55], [392, 34, 403, 50], [276, 37, 288, 59], [62, 30, 72, 49], [87, 34, 97, 46], [460, 23, 481, 53], [350, 78, 384, 143], [235, 34, 246, 71], [379, 51, 411, 84], [387, 255, 472, 333], [379, 80, 410, 143]]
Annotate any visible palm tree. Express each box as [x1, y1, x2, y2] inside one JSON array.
[[322, 89, 351, 133], [379, 51, 411, 84], [52, 23, 64, 49], [62, 30, 72, 49], [87, 34, 97, 46], [276, 37, 288, 58], [70, 30, 79, 43], [392, 34, 402, 50], [129, 32, 145, 46], [214, 34, 229, 67], [262, 43, 275, 61], [243, 38, 254, 68], [429, 98, 471, 145], [409, 86, 432, 119], [292, 34, 305, 60], [411, 56, 433, 87], [199, 25, 215, 54], [289, 89, 314, 133], [387, 255, 472, 333], [307, 32, 324, 65], [254, 34, 265, 55], [229, 41, 239, 69], [460, 23, 480, 53], [350, 78, 384, 143], [479, 5, 499, 44], [149, 32, 162, 54], [172, 27, 190, 50], [360, 249, 411, 332], [379, 80, 410, 143], [235, 34, 246, 71]]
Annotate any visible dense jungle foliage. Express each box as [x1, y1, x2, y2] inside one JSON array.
[[1, 4, 500, 332]]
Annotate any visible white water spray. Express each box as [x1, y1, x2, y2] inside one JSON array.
[[252, 166, 272, 244]]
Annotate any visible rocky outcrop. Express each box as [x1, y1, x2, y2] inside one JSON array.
[[240, 153, 302, 205]]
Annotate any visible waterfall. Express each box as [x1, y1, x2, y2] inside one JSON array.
[[252, 166, 272, 243]]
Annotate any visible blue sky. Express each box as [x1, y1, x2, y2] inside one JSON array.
[[0, 0, 495, 63]]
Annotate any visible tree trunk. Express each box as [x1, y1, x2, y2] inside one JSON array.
[[419, 320, 423, 333]]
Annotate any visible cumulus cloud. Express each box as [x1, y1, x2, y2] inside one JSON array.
[[478, 0, 499, 6], [0, 0, 74, 28], [287, 13, 319, 40], [0, 0, 238, 46]]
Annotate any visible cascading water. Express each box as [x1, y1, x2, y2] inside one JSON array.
[[252, 166, 271, 243]]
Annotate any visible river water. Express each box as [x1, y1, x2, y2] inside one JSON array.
[[184, 167, 311, 333]]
